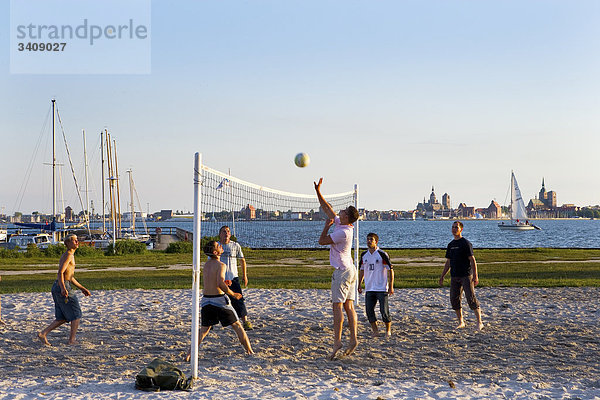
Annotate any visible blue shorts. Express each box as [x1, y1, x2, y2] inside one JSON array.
[[52, 280, 82, 322]]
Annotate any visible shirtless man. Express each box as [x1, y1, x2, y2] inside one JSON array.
[[38, 234, 91, 345], [187, 240, 253, 360]]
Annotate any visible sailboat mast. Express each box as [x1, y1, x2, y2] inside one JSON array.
[[51, 99, 56, 232], [106, 132, 116, 246], [83, 130, 89, 221], [510, 170, 514, 222], [113, 140, 122, 236], [58, 165, 65, 231], [101, 130, 106, 233], [127, 169, 135, 232]]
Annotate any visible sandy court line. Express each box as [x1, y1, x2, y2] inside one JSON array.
[[0, 287, 599, 399]]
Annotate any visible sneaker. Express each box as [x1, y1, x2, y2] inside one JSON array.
[[243, 320, 254, 331]]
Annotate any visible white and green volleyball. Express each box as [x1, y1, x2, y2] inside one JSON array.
[[294, 152, 310, 168]]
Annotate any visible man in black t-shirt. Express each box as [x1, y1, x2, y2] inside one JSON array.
[[439, 221, 484, 331]]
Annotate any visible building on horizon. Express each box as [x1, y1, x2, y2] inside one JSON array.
[[538, 178, 557, 208], [485, 200, 502, 219], [442, 193, 451, 210], [159, 209, 173, 221], [65, 206, 74, 221], [416, 186, 444, 217], [242, 204, 256, 220], [528, 178, 560, 217], [457, 203, 475, 219]]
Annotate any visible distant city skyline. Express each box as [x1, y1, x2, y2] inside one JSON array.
[[2, 1, 599, 213], [1, 174, 591, 219]]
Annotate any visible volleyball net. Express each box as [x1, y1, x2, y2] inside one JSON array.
[[197, 161, 356, 248]]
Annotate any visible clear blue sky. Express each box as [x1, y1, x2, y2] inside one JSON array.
[[1, 1, 599, 215]]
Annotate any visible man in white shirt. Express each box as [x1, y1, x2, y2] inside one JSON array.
[[358, 232, 394, 337], [314, 178, 360, 360], [218, 226, 253, 331]]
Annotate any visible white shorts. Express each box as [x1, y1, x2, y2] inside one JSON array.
[[331, 267, 356, 303]]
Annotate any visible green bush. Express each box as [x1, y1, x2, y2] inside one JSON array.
[[165, 241, 193, 253], [75, 245, 103, 257], [25, 244, 43, 258], [105, 239, 147, 256], [0, 248, 22, 258], [43, 243, 67, 258]]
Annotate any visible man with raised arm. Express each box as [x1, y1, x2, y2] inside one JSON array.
[[314, 177, 360, 360], [38, 234, 91, 345], [187, 241, 253, 360], [439, 221, 484, 331]]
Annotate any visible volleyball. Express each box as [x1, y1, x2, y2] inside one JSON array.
[[294, 153, 310, 168]]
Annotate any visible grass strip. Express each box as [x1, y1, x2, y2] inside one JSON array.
[[1, 248, 599, 293]]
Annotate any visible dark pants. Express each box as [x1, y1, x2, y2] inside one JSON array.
[[450, 275, 480, 310], [227, 277, 247, 319], [365, 291, 390, 323]]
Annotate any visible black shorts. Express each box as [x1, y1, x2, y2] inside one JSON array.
[[201, 304, 238, 327]]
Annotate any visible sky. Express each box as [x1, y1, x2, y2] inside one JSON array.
[[1, 0, 599, 215]]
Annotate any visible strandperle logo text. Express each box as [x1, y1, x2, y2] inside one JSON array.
[[16, 19, 148, 45]]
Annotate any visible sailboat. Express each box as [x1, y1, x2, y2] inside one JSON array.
[[120, 168, 151, 245], [14, 100, 92, 246], [498, 171, 539, 230]]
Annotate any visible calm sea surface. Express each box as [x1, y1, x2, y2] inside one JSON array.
[[7, 219, 600, 248]]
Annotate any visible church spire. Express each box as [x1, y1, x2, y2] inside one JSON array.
[[542, 177, 545, 189]]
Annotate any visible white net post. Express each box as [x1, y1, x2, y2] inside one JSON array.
[[190, 152, 202, 379], [353, 183, 360, 305]]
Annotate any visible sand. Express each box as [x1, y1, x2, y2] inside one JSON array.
[[1, 287, 599, 399]]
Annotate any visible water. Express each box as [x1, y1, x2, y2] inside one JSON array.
[[5, 219, 600, 248]]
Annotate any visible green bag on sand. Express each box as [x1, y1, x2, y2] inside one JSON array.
[[135, 358, 193, 391]]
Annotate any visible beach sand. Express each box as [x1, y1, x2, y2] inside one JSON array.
[[1, 287, 599, 399]]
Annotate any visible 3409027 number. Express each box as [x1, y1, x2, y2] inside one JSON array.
[[18, 42, 67, 51]]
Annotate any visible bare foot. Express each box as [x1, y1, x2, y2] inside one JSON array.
[[37, 332, 51, 346], [67, 340, 78, 345], [477, 323, 484, 331], [371, 330, 380, 338], [327, 342, 343, 361], [343, 339, 358, 357], [456, 321, 466, 329], [245, 349, 255, 356], [385, 330, 391, 337]]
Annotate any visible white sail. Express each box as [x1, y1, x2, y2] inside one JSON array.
[[511, 172, 529, 221]]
